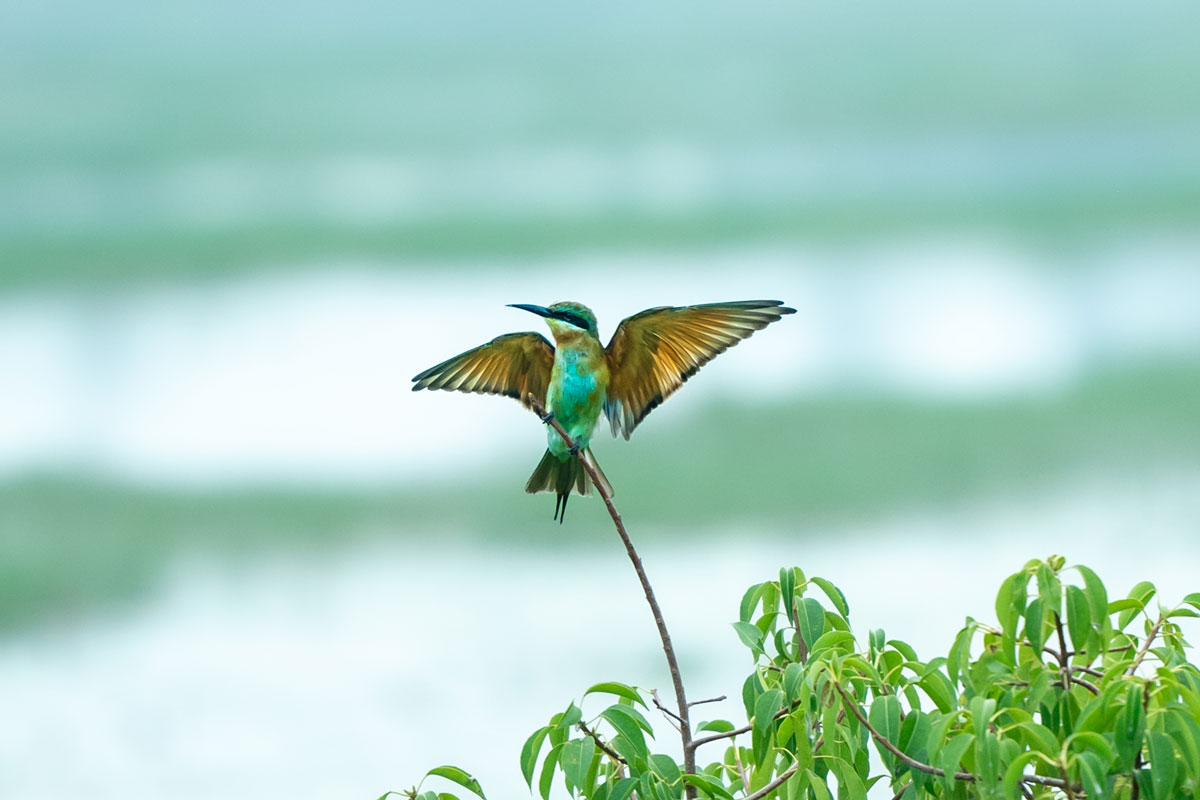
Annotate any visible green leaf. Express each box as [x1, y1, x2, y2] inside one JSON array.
[[697, 719, 735, 733], [810, 630, 855, 654], [1074, 565, 1109, 621], [1183, 592, 1200, 613], [829, 756, 868, 800], [607, 778, 637, 800], [560, 739, 595, 796], [888, 639, 919, 662], [1065, 585, 1092, 653], [806, 770, 834, 800], [796, 597, 826, 650], [682, 773, 734, 800], [538, 744, 562, 800], [783, 662, 805, 703], [1148, 730, 1178, 800], [584, 682, 646, 708], [732, 621, 765, 655], [1016, 721, 1059, 757], [1106, 598, 1142, 614], [811, 577, 850, 618], [521, 727, 549, 788], [1076, 751, 1106, 800], [1024, 597, 1046, 655], [556, 703, 583, 730], [780, 568, 796, 620], [1115, 685, 1146, 771], [601, 706, 648, 757], [648, 754, 682, 785], [1119, 581, 1156, 630], [869, 695, 902, 768], [1001, 751, 1041, 800], [753, 688, 785, 737], [969, 695, 996, 739], [425, 767, 486, 800], [918, 671, 956, 713], [1066, 731, 1115, 767], [869, 628, 885, 653], [936, 733, 974, 791], [740, 583, 766, 624]]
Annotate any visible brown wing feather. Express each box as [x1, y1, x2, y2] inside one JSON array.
[[603, 300, 795, 438], [412, 332, 555, 411]]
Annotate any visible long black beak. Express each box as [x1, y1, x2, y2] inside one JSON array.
[[507, 303, 554, 318]]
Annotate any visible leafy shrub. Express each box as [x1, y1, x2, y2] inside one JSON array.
[[392, 556, 1200, 800]]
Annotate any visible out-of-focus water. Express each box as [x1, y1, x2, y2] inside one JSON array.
[[2, 241, 1198, 485]]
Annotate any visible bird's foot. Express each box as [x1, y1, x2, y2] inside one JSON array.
[[568, 441, 582, 455], [540, 410, 555, 424]]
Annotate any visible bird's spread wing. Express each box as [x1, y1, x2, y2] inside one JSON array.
[[412, 332, 555, 411], [603, 300, 795, 438]]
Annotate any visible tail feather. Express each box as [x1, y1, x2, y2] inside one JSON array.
[[525, 448, 612, 523]]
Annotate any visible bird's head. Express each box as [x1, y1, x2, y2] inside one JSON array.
[[508, 301, 599, 342]]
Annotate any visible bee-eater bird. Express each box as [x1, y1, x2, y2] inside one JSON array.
[[411, 300, 795, 522]]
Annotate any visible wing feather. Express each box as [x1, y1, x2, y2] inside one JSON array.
[[412, 332, 555, 410], [603, 300, 795, 438]]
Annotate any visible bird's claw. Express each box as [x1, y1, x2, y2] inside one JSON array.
[[540, 410, 555, 424], [568, 441, 581, 455]]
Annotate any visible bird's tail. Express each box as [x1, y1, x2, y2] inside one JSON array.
[[524, 448, 613, 523]]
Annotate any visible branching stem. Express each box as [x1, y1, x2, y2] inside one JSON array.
[[531, 399, 697, 797], [1128, 615, 1164, 676], [831, 680, 1082, 794]]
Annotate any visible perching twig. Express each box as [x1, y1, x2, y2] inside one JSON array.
[[688, 695, 726, 707], [529, 397, 697, 796]]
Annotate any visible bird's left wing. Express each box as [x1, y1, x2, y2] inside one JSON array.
[[411, 332, 555, 411], [604, 300, 795, 439]]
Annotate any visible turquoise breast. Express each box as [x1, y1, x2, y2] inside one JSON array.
[[547, 350, 605, 457]]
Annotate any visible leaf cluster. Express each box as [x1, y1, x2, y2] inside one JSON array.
[[398, 557, 1200, 800]]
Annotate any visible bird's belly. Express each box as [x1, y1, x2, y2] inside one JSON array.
[[547, 362, 606, 457]]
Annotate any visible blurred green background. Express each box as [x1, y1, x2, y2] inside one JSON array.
[[2, 1, 1199, 798]]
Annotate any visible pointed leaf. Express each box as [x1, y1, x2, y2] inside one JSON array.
[[753, 688, 785, 737], [1148, 730, 1178, 800], [1065, 585, 1091, 653], [811, 577, 850, 618], [521, 727, 550, 788], [584, 682, 646, 708], [425, 767, 486, 800], [796, 597, 826, 650], [561, 739, 596, 795]]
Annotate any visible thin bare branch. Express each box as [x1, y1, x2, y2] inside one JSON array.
[[1054, 613, 1071, 692], [743, 762, 800, 800], [690, 722, 752, 751], [689, 695, 727, 708], [1128, 615, 1165, 676], [578, 721, 627, 769], [1067, 674, 1100, 695], [531, 398, 696, 796]]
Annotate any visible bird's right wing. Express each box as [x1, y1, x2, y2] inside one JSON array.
[[411, 332, 555, 411]]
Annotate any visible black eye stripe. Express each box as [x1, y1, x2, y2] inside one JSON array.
[[555, 311, 589, 330]]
